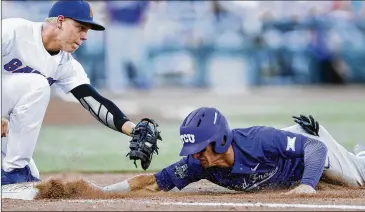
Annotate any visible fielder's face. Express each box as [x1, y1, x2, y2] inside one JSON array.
[[58, 17, 91, 53]]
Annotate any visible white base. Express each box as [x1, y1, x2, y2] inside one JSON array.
[[1, 182, 39, 200]]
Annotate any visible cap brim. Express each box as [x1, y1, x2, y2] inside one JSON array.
[[73, 19, 105, 31], [179, 140, 208, 156]]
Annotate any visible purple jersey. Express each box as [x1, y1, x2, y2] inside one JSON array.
[[155, 126, 308, 192]]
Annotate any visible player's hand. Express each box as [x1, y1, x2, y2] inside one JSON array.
[[1, 117, 9, 137], [292, 114, 319, 136], [282, 184, 316, 195], [126, 118, 162, 170]]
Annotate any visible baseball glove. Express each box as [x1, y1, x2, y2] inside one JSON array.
[[126, 118, 162, 170], [292, 114, 320, 136]]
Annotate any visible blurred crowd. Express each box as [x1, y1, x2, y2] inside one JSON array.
[[3, 1, 365, 90]]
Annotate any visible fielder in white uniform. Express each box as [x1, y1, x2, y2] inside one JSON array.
[[1, 0, 154, 185]]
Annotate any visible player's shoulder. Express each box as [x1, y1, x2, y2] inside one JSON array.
[[2, 18, 40, 38], [233, 126, 269, 136], [233, 126, 280, 143], [3, 18, 36, 29]]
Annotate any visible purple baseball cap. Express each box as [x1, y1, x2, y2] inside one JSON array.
[[48, 0, 105, 31]]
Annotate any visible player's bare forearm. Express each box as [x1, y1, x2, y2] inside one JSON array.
[[92, 174, 161, 193], [128, 174, 161, 192]]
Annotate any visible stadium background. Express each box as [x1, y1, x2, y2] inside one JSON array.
[[2, 0, 365, 175]]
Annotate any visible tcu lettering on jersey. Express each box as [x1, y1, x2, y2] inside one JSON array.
[[4, 58, 56, 86], [181, 134, 195, 143]]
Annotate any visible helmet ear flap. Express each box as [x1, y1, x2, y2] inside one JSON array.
[[213, 132, 233, 154], [211, 135, 228, 154]]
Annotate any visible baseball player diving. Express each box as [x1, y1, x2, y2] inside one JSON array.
[[84, 107, 365, 195], [2, 107, 365, 200], [1, 0, 161, 186]]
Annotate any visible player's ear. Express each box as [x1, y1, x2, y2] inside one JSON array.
[[56, 15, 65, 28]]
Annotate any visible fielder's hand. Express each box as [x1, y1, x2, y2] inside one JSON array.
[[283, 184, 316, 195], [126, 118, 162, 170], [1, 117, 9, 137], [292, 114, 319, 136]]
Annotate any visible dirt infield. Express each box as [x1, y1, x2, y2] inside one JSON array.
[[2, 172, 365, 211]]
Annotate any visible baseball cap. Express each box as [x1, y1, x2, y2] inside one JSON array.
[[48, 0, 105, 31]]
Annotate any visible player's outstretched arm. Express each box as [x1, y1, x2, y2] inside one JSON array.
[[89, 174, 161, 193], [91, 156, 204, 193], [71, 84, 162, 170], [70, 84, 135, 135], [127, 174, 161, 192]]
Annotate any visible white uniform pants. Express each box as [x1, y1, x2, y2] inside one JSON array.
[[1, 74, 50, 179], [282, 124, 365, 187]]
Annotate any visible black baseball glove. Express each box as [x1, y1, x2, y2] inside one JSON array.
[[292, 114, 320, 136], [126, 118, 162, 170]]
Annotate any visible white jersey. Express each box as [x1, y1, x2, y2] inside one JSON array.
[[2, 18, 90, 93]]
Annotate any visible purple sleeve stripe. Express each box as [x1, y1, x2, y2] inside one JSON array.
[[300, 138, 328, 188]]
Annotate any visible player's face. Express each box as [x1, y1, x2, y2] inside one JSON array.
[[192, 144, 219, 168], [59, 19, 91, 53]]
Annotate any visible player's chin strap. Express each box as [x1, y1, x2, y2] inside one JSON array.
[[70, 84, 130, 134]]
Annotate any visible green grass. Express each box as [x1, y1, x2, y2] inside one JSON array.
[[33, 100, 365, 173]]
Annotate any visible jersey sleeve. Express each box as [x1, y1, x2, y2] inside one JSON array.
[[2, 19, 16, 57], [154, 156, 208, 191], [56, 58, 90, 93], [260, 127, 307, 159]]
